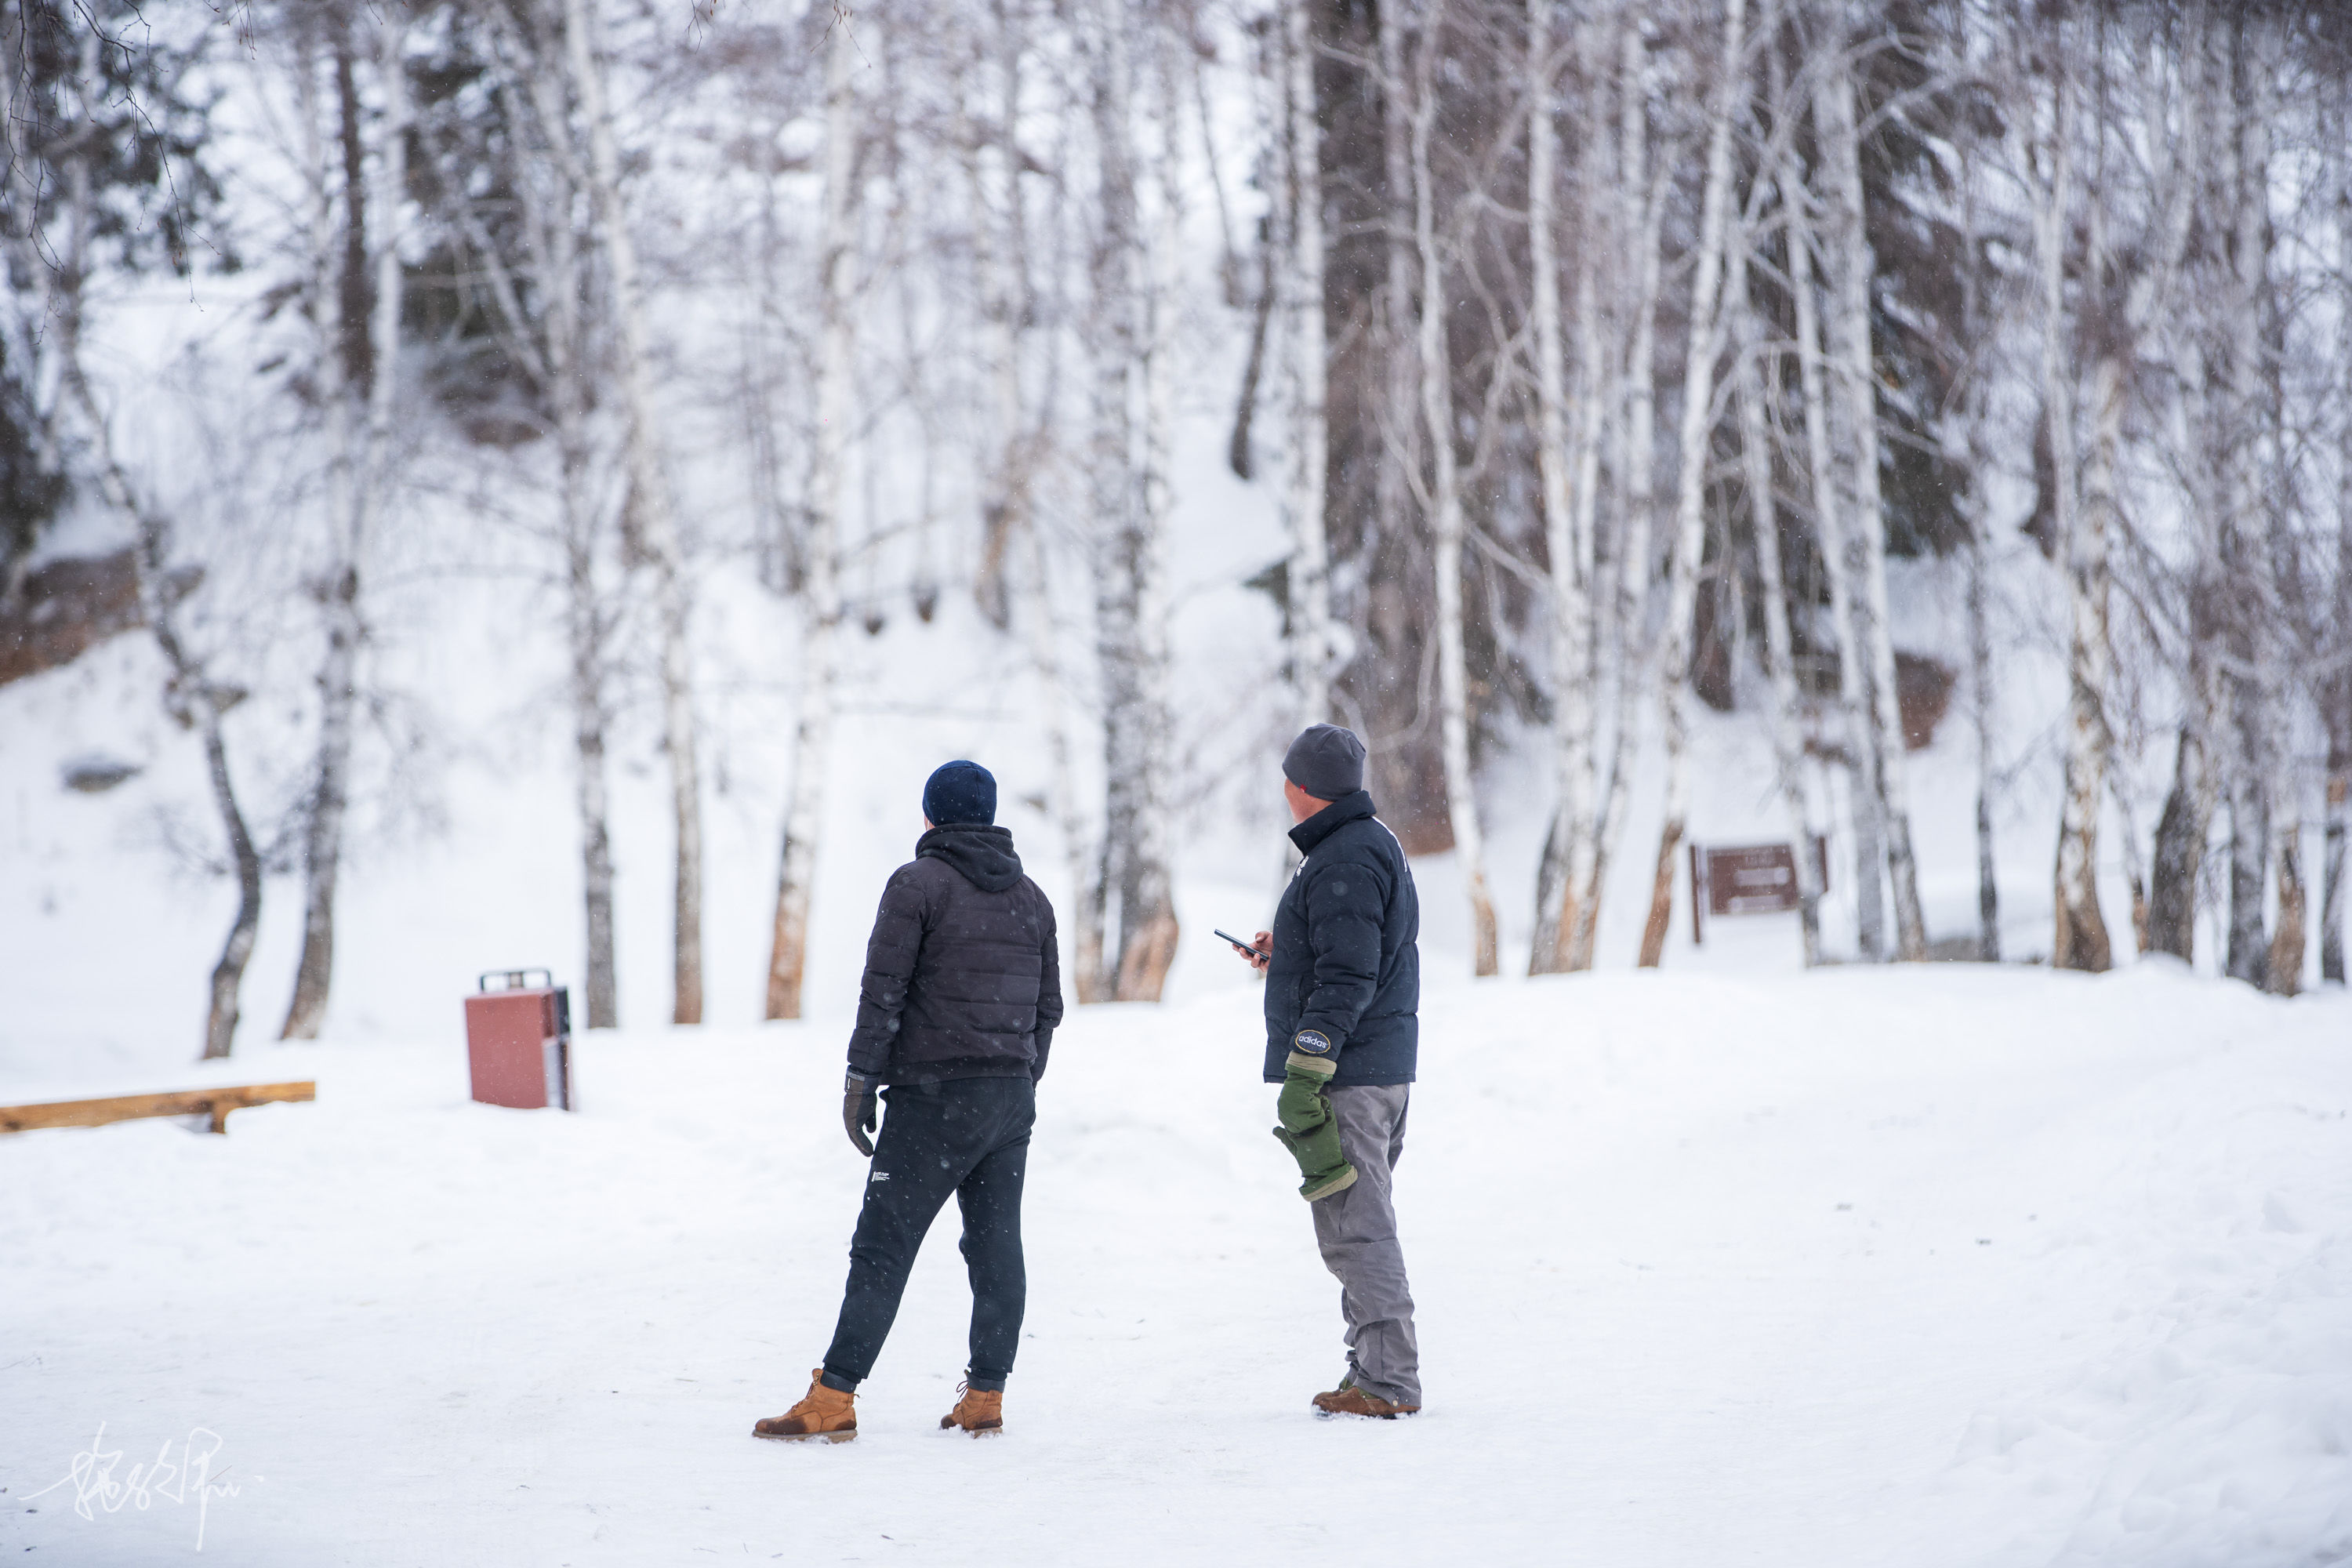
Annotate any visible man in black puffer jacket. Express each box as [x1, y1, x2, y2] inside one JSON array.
[[1239, 724, 1423, 1421], [753, 760, 1062, 1443]]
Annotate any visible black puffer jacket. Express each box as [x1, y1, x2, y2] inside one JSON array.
[[847, 824, 1064, 1086], [1261, 790, 1420, 1088]]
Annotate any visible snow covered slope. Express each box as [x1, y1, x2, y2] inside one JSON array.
[[3, 962, 2346, 1565]]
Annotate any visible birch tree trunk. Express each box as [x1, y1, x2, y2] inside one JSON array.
[[533, 76, 618, 1031], [1555, 15, 1611, 971], [1739, 265, 1824, 965], [53, 68, 260, 1062], [1817, 49, 1925, 962], [284, 9, 407, 1040], [1407, 0, 1497, 978], [2227, 762, 2270, 985], [2270, 819, 2306, 996], [2221, 17, 2272, 989], [1018, 511, 1099, 1003], [1951, 118, 2001, 962], [2066, 34, 2201, 971], [1526, 0, 1597, 975], [1284, 0, 1333, 727], [1087, 0, 1179, 1003], [1788, 172, 1880, 959], [1571, 16, 1664, 972], [1377, 0, 1417, 612], [2326, 767, 2348, 985], [1639, 0, 1748, 970], [766, 8, 858, 1020], [1119, 17, 1184, 1004], [488, 2, 619, 1028], [970, 0, 1031, 633], [2147, 13, 2226, 965], [1965, 517, 1999, 960], [2045, 42, 2113, 971], [2326, 82, 2352, 985], [565, 0, 704, 1024]]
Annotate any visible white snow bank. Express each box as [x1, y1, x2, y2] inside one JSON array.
[[2, 963, 2347, 1565]]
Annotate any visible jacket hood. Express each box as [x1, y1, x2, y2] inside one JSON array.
[[918, 822, 1025, 893]]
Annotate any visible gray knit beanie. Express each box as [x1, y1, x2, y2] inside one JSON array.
[[1282, 723, 1367, 800]]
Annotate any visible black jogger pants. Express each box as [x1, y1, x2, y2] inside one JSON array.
[[821, 1075, 1035, 1392]]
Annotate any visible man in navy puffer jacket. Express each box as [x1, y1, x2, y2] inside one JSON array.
[[1239, 723, 1423, 1421]]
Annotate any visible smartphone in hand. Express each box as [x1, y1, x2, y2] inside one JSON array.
[[1214, 928, 1270, 961]]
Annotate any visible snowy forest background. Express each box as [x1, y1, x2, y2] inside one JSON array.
[[5, 0, 2352, 1058]]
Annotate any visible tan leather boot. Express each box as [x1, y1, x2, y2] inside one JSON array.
[[938, 1381, 1004, 1436], [1312, 1379, 1419, 1419], [753, 1370, 858, 1442]]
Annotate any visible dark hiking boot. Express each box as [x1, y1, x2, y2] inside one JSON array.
[[1312, 1378, 1419, 1420], [939, 1381, 1004, 1436], [753, 1370, 857, 1443]]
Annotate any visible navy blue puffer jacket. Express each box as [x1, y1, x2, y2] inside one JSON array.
[[1261, 791, 1420, 1087]]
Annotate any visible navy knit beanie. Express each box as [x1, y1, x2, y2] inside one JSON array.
[[923, 760, 996, 826]]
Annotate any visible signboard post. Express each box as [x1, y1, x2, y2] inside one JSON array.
[[1689, 839, 1830, 945]]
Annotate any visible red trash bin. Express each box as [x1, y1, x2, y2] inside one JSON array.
[[463, 969, 575, 1111]]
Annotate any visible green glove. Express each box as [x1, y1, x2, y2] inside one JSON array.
[[1271, 1049, 1356, 1201]]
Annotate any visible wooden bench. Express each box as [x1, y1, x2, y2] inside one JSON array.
[[0, 1080, 316, 1136]]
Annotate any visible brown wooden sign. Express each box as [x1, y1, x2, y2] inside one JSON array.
[[1688, 840, 1829, 943]]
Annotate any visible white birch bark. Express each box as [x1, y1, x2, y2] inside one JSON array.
[[493, 5, 619, 1027], [1965, 516, 1999, 962], [546, 139, 614, 1029], [2222, 17, 2273, 987], [53, 47, 260, 1061], [766, 9, 858, 1020], [1816, 45, 1925, 962], [285, 9, 407, 1040], [1738, 259, 1823, 965], [565, 0, 704, 1024], [1087, 0, 1178, 1002], [2145, 16, 2223, 963], [1120, 16, 1183, 1003], [1788, 176, 1880, 959], [2042, 34, 2111, 974], [1571, 16, 1664, 971], [1526, 0, 1595, 975], [968, 2, 1029, 632], [1284, 0, 1333, 728], [1956, 123, 2000, 963], [1018, 513, 1098, 1004], [2326, 77, 2352, 986], [1638, 0, 1748, 971], [1377, 0, 1417, 624], [2063, 34, 2200, 971], [1408, 0, 1497, 977]]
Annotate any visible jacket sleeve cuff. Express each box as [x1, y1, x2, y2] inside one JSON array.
[[1284, 1050, 1338, 1078]]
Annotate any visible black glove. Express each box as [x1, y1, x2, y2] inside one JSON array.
[[843, 1070, 877, 1156]]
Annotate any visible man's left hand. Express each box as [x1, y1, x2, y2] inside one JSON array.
[[843, 1071, 877, 1157]]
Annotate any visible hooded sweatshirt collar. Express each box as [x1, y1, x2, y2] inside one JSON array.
[[1287, 789, 1377, 856], [918, 822, 1025, 893]]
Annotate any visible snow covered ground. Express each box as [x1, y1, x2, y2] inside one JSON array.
[[4, 961, 2347, 1566]]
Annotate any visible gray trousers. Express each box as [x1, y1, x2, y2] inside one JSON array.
[[1312, 1083, 1421, 1406]]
